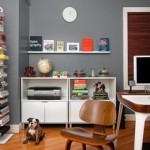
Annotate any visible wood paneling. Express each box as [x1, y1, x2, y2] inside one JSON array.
[[128, 12, 150, 80]]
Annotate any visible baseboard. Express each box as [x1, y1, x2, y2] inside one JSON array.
[[125, 114, 150, 121], [6, 116, 150, 133], [8, 123, 22, 133]]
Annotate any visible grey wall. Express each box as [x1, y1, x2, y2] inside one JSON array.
[[1, 0, 150, 124], [0, 0, 29, 124], [29, 0, 150, 91]]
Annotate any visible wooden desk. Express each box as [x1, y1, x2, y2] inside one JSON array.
[[116, 91, 150, 150]]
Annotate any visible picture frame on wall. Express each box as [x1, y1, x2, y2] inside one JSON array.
[[67, 42, 80, 52]]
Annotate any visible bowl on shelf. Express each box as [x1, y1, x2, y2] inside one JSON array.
[[73, 72, 86, 77], [99, 68, 109, 77]]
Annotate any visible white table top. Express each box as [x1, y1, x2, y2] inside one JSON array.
[[122, 95, 150, 105]]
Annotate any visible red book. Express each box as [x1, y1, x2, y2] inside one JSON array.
[[0, 34, 5, 42], [82, 38, 93, 52]]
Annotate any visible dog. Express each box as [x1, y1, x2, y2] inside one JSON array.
[[23, 118, 45, 145]]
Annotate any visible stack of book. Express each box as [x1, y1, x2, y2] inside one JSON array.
[[0, 7, 10, 137], [71, 79, 89, 100], [93, 93, 109, 100]]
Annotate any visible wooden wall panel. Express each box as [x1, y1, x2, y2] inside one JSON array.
[[128, 12, 150, 81]]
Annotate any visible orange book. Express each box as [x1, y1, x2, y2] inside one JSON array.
[[82, 38, 93, 52], [0, 16, 3, 21]]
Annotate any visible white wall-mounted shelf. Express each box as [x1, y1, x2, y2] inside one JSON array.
[[28, 51, 110, 54]]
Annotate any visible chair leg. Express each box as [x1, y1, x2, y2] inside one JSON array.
[[82, 143, 86, 150], [65, 140, 72, 150], [96, 146, 104, 150], [106, 142, 115, 150]]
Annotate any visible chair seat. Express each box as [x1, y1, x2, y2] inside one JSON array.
[[60, 127, 117, 147]]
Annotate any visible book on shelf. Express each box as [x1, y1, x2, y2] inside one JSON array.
[[0, 34, 5, 42], [74, 79, 86, 84], [0, 90, 9, 98], [93, 92, 109, 100], [74, 79, 87, 90], [72, 90, 88, 94], [0, 72, 7, 78], [82, 38, 93, 52], [56, 41, 64, 52], [0, 16, 3, 22], [0, 106, 9, 117], [0, 64, 7, 68], [0, 7, 3, 17], [98, 38, 110, 52], [0, 54, 9, 60], [43, 40, 54, 52], [0, 81, 8, 87], [0, 22, 4, 33], [30, 36, 42, 51], [0, 126, 10, 137], [74, 84, 86, 90], [0, 102, 8, 110], [71, 94, 89, 100], [0, 44, 7, 51], [0, 98, 8, 105], [0, 114, 10, 126]]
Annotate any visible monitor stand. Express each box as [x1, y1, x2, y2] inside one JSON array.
[[144, 85, 150, 93]]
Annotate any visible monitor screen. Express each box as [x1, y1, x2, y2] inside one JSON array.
[[134, 56, 150, 85]]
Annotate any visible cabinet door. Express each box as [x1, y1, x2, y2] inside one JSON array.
[[22, 101, 44, 122], [45, 102, 68, 123], [69, 101, 85, 123]]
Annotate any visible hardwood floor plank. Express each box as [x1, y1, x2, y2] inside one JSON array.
[[0, 121, 149, 150]]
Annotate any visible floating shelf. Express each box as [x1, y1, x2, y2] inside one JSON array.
[[28, 51, 110, 54]]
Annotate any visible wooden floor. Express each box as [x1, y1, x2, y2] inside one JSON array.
[[0, 121, 150, 150]]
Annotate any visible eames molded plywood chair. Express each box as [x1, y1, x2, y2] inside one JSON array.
[[60, 100, 117, 150]]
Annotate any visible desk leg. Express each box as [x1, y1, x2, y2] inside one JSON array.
[[114, 103, 123, 148], [134, 112, 149, 150]]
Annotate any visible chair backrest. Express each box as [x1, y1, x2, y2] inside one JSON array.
[[79, 100, 116, 126]]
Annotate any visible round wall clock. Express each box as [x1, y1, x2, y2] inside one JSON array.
[[62, 7, 77, 22]]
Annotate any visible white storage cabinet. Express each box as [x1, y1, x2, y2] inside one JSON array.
[[21, 77, 68, 126]]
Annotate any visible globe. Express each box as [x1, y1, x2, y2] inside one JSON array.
[[37, 58, 52, 77]]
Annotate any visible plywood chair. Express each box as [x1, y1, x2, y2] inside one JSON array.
[[60, 100, 117, 150]]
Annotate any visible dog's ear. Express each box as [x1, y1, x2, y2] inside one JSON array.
[[36, 119, 39, 124], [27, 118, 33, 122]]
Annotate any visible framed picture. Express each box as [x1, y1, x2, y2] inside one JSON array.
[[67, 42, 80, 52], [98, 38, 110, 53], [43, 40, 54, 52]]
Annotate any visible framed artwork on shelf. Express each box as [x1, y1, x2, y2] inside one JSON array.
[[67, 42, 79, 52], [43, 40, 54, 52], [30, 36, 42, 51], [98, 38, 110, 53], [56, 40, 64, 52]]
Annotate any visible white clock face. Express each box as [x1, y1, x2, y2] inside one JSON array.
[[62, 7, 77, 22]]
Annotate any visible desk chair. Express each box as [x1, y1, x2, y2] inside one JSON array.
[[60, 100, 117, 150]]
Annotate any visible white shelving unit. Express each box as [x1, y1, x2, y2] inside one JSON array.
[[21, 77, 69, 127], [0, 7, 13, 144], [69, 77, 116, 125], [21, 77, 116, 127]]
